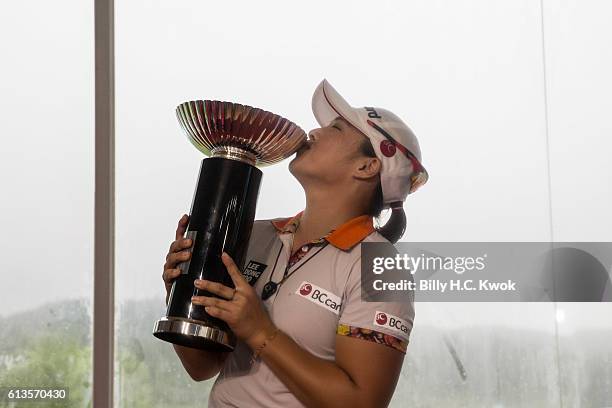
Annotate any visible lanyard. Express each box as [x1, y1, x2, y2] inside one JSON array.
[[261, 241, 329, 301]]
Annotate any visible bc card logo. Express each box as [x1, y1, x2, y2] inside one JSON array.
[[242, 260, 267, 285], [295, 281, 341, 315], [373, 311, 411, 340], [379, 140, 396, 157]]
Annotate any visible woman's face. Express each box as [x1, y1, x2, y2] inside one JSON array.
[[289, 116, 378, 187]]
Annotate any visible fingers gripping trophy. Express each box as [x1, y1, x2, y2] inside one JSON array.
[[153, 100, 306, 352]]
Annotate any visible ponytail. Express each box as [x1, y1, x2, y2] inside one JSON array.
[[360, 140, 408, 244], [377, 202, 407, 244]]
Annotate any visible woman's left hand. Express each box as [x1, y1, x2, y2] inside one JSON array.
[[192, 252, 276, 349]]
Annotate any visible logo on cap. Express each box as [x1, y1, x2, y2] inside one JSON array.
[[364, 107, 382, 119], [299, 283, 312, 296], [380, 140, 396, 157], [375, 312, 388, 325]]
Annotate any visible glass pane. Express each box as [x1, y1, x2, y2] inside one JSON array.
[[545, 0, 612, 405], [0, 0, 94, 406], [394, 303, 559, 406], [116, 0, 610, 407], [391, 1, 556, 405]]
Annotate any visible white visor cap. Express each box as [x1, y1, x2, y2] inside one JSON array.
[[312, 79, 428, 209]]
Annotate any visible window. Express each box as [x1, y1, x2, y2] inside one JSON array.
[[2, 0, 611, 406], [0, 0, 94, 405]]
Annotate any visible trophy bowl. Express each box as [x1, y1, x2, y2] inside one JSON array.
[[153, 100, 306, 351]]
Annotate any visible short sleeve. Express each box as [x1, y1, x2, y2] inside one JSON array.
[[337, 258, 415, 353]]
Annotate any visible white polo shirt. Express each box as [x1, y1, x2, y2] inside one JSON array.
[[208, 211, 415, 408]]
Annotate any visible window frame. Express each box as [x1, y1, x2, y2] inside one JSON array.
[[94, 0, 115, 406]]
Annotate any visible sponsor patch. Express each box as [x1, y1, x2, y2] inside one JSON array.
[[295, 281, 342, 315], [242, 260, 267, 285], [380, 140, 396, 157], [373, 310, 411, 341]]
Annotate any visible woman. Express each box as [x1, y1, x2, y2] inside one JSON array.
[[162, 79, 428, 407]]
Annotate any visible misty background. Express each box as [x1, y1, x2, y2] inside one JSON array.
[[1, 0, 611, 406]]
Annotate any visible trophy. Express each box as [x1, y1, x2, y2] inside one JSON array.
[[153, 100, 306, 351]]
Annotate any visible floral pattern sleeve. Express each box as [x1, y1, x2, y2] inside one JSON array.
[[337, 323, 408, 353]]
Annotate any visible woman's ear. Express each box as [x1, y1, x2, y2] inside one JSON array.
[[354, 157, 381, 180]]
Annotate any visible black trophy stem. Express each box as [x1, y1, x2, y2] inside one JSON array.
[[153, 157, 262, 351]]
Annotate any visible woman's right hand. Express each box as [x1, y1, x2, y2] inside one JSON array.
[[162, 214, 193, 302]]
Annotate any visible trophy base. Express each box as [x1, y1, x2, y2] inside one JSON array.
[[153, 317, 236, 352]]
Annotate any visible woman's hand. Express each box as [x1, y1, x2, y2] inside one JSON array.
[[162, 214, 193, 304], [191, 252, 277, 350]]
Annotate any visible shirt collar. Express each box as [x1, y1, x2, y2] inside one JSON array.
[[270, 210, 375, 251]]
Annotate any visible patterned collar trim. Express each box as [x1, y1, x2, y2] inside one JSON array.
[[271, 210, 375, 251]]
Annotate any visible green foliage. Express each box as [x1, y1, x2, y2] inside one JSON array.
[[0, 298, 217, 408], [0, 333, 91, 408]]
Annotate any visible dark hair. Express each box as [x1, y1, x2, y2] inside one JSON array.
[[360, 139, 407, 244]]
